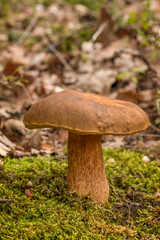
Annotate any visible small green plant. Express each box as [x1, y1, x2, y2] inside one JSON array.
[[0, 66, 27, 89], [127, 0, 160, 48], [0, 0, 9, 16], [117, 66, 146, 84]]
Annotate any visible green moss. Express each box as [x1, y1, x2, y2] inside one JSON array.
[[0, 148, 160, 239]]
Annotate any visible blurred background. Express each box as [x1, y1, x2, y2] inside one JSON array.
[[0, 0, 160, 158]]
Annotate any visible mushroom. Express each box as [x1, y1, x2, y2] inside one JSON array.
[[23, 90, 150, 203]]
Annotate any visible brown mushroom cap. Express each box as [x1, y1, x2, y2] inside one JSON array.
[[23, 90, 150, 135]]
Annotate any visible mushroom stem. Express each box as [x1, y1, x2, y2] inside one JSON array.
[[67, 132, 109, 203]]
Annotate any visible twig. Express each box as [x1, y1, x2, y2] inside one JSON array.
[[148, 113, 160, 117], [0, 198, 12, 205], [43, 36, 75, 73], [150, 124, 160, 134], [137, 133, 160, 138], [15, 11, 40, 46], [53, 21, 96, 48], [156, 99, 160, 114], [111, 49, 155, 71], [92, 22, 107, 42]]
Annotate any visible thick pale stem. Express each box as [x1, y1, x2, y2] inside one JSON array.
[[67, 132, 109, 203]]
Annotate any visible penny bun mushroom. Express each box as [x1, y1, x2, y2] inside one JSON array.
[[23, 90, 150, 203]]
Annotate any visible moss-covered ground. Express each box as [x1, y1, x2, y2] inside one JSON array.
[[0, 147, 160, 239]]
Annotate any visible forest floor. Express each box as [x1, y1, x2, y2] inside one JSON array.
[[1, 148, 160, 239], [0, 0, 160, 239]]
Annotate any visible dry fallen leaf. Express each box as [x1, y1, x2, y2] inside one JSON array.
[[25, 189, 34, 199], [27, 181, 34, 188], [40, 142, 55, 155], [0, 159, 3, 165], [96, 7, 115, 47], [51, 129, 68, 144], [4, 119, 26, 135], [0, 131, 15, 157], [21, 130, 42, 150], [76, 69, 117, 94]]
